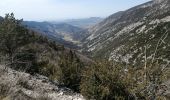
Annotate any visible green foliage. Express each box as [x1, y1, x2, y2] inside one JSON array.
[[134, 62, 168, 100], [0, 13, 169, 100], [0, 13, 29, 56], [14, 49, 39, 73], [0, 13, 86, 92], [38, 60, 61, 81], [59, 50, 84, 92], [0, 13, 42, 74], [80, 61, 133, 100]]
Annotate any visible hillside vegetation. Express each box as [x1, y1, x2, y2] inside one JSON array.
[[84, 0, 170, 66], [0, 4, 170, 99], [0, 13, 85, 92]]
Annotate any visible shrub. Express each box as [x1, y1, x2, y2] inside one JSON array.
[[0, 83, 11, 99], [59, 50, 84, 92], [80, 61, 133, 100], [13, 49, 39, 73]]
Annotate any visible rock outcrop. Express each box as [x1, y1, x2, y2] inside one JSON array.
[[0, 65, 85, 100]]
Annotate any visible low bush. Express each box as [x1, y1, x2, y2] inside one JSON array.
[[80, 61, 133, 100], [58, 50, 84, 92]]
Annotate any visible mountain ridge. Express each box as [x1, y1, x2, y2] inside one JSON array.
[[23, 21, 89, 49], [83, 0, 170, 65], [51, 17, 103, 29]]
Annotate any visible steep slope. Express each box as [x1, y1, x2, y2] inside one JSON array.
[[0, 14, 92, 99], [0, 65, 85, 100], [84, 0, 170, 65], [23, 21, 88, 48]]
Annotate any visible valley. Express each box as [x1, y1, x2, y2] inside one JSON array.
[[0, 0, 170, 100]]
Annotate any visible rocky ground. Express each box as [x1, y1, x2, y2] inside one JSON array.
[[0, 65, 85, 100]]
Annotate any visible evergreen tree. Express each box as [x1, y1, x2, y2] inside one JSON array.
[[59, 50, 84, 92], [0, 13, 29, 64]]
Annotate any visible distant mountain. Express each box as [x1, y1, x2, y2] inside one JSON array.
[[51, 17, 103, 29], [23, 21, 89, 49], [84, 0, 170, 65]]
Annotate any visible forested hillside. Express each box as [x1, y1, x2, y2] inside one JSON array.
[[0, 13, 88, 99]]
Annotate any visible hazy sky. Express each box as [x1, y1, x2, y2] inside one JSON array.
[[0, 0, 151, 21]]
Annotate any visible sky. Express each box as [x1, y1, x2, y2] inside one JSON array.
[[0, 0, 151, 21]]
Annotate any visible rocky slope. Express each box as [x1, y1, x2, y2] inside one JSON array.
[[84, 0, 170, 65], [0, 65, 85, 100]]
